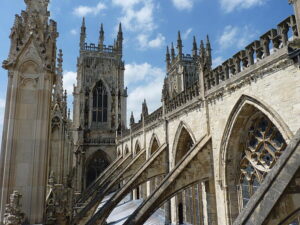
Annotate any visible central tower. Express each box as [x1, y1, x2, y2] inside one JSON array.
[[73, 20, 127, 192]]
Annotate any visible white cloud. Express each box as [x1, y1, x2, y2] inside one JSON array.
[[63, 71, 77, 96], [125, 63, 165, 123], [149, 34, 165, 48], [112, 0, 156, 32], [70, 29, 78, 35], [212, 56, 225, 68], [172, 0, 194, 11], [73, 2, 106, 17], [182, 28, 193, 40], [125, 63, 165, 85], [137, 33, 166, 49], [218, 25, 258, 50], [0, 99, 5, 109], [220, 0, 267, 13]]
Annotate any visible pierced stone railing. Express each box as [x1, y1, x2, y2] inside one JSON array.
[[165, 81, 200, 114], [144, 107, 163, 125], [86, 137, 115, 145], [83, 43, 115, 53], [204, 15, 297, 91]]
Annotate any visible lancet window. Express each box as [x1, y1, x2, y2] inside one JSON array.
[[92, 80, 108, 123]]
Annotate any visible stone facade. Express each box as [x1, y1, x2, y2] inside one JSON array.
[[1, 0, 300, 225], [72, 20, 127, 192]]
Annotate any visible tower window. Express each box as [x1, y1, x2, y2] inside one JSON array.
[[92, 80, 108, 123]]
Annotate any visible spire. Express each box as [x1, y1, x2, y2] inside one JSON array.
[[166, 46, 171, 70], [171, 42, 175, 61], [206, 35, 212, 69], [80, 17, 86, 49], [192, 36, 198, 57], [130, 112, 135, 126], [177, 31, 183, 59], [99, 23, 104, 48], [117, 23, 123, 54]]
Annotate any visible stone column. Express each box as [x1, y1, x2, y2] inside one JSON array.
[[290, 0, 300, 33]]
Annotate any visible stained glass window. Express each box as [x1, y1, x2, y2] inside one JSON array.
[[239, 114, 286, 209]]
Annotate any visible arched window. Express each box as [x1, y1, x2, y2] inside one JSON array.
[[86, 151, 110, 188], [238, 114, 287, 209], [92, 80, 108, 123]]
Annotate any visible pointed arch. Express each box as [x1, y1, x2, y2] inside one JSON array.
[[172, 121, 196, 165], [149, 134, 160, 156], [117, 148, 121, 157], [85, 150, 110, 188], [124, 144, 130, 155], [134, 140, 141, 155], [219, 94, 292, 223], [89, 78, 112, 128]]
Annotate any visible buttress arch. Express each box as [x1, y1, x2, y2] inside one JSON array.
[[134, 140, 141, 155], [148, 134, 160, 156], [172, 121, 196, 166], [219, 94, 293, 224]]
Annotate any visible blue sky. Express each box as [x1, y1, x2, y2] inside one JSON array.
[[0, 0, 293, 132]]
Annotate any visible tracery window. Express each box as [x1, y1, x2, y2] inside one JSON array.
[[92, 80, 108, 123], [239, 114, 286, 209], [86, 152, 109, 188]]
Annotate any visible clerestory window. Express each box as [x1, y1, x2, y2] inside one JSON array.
[[92, 80, 108, 123], [239, 114, 286, 209]]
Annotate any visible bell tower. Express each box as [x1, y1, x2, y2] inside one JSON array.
[[73, 21, 127, 192], [0, 0, 58, 223]]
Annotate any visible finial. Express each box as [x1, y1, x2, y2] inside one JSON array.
[[80, 17, 86, 49], [99, 23, 104, 48], [117, 23, 123, 54], [177, 31, 183, 59], [130, 112, 135, 126], [166, 46, 170, 61], [142, 99, 148, 117], [178, 31, 182, 42], [192, 36, 198, 57], [206, 35, 211, 49], [118, 23, 122, 33], [166, 45, 171, 70], [171, 42, 175, 60], [200, 40, 205, 56], [64, 90, 67, 101], [206, 35, 212, 69], [57, 49, 63, 72]]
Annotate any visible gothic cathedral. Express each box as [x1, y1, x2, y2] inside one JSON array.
[[0, 0, 300, 225]]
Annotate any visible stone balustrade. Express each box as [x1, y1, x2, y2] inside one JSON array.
[[165, 81, 200, 114], [83, 43, 115, 53], [204, 15, 297, 91], [144, 107, 163, 125], [86, 137, 115, 145]]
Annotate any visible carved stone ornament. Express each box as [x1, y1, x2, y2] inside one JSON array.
[[3, 191, 25, 225], [289, 0, 297, 4]]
